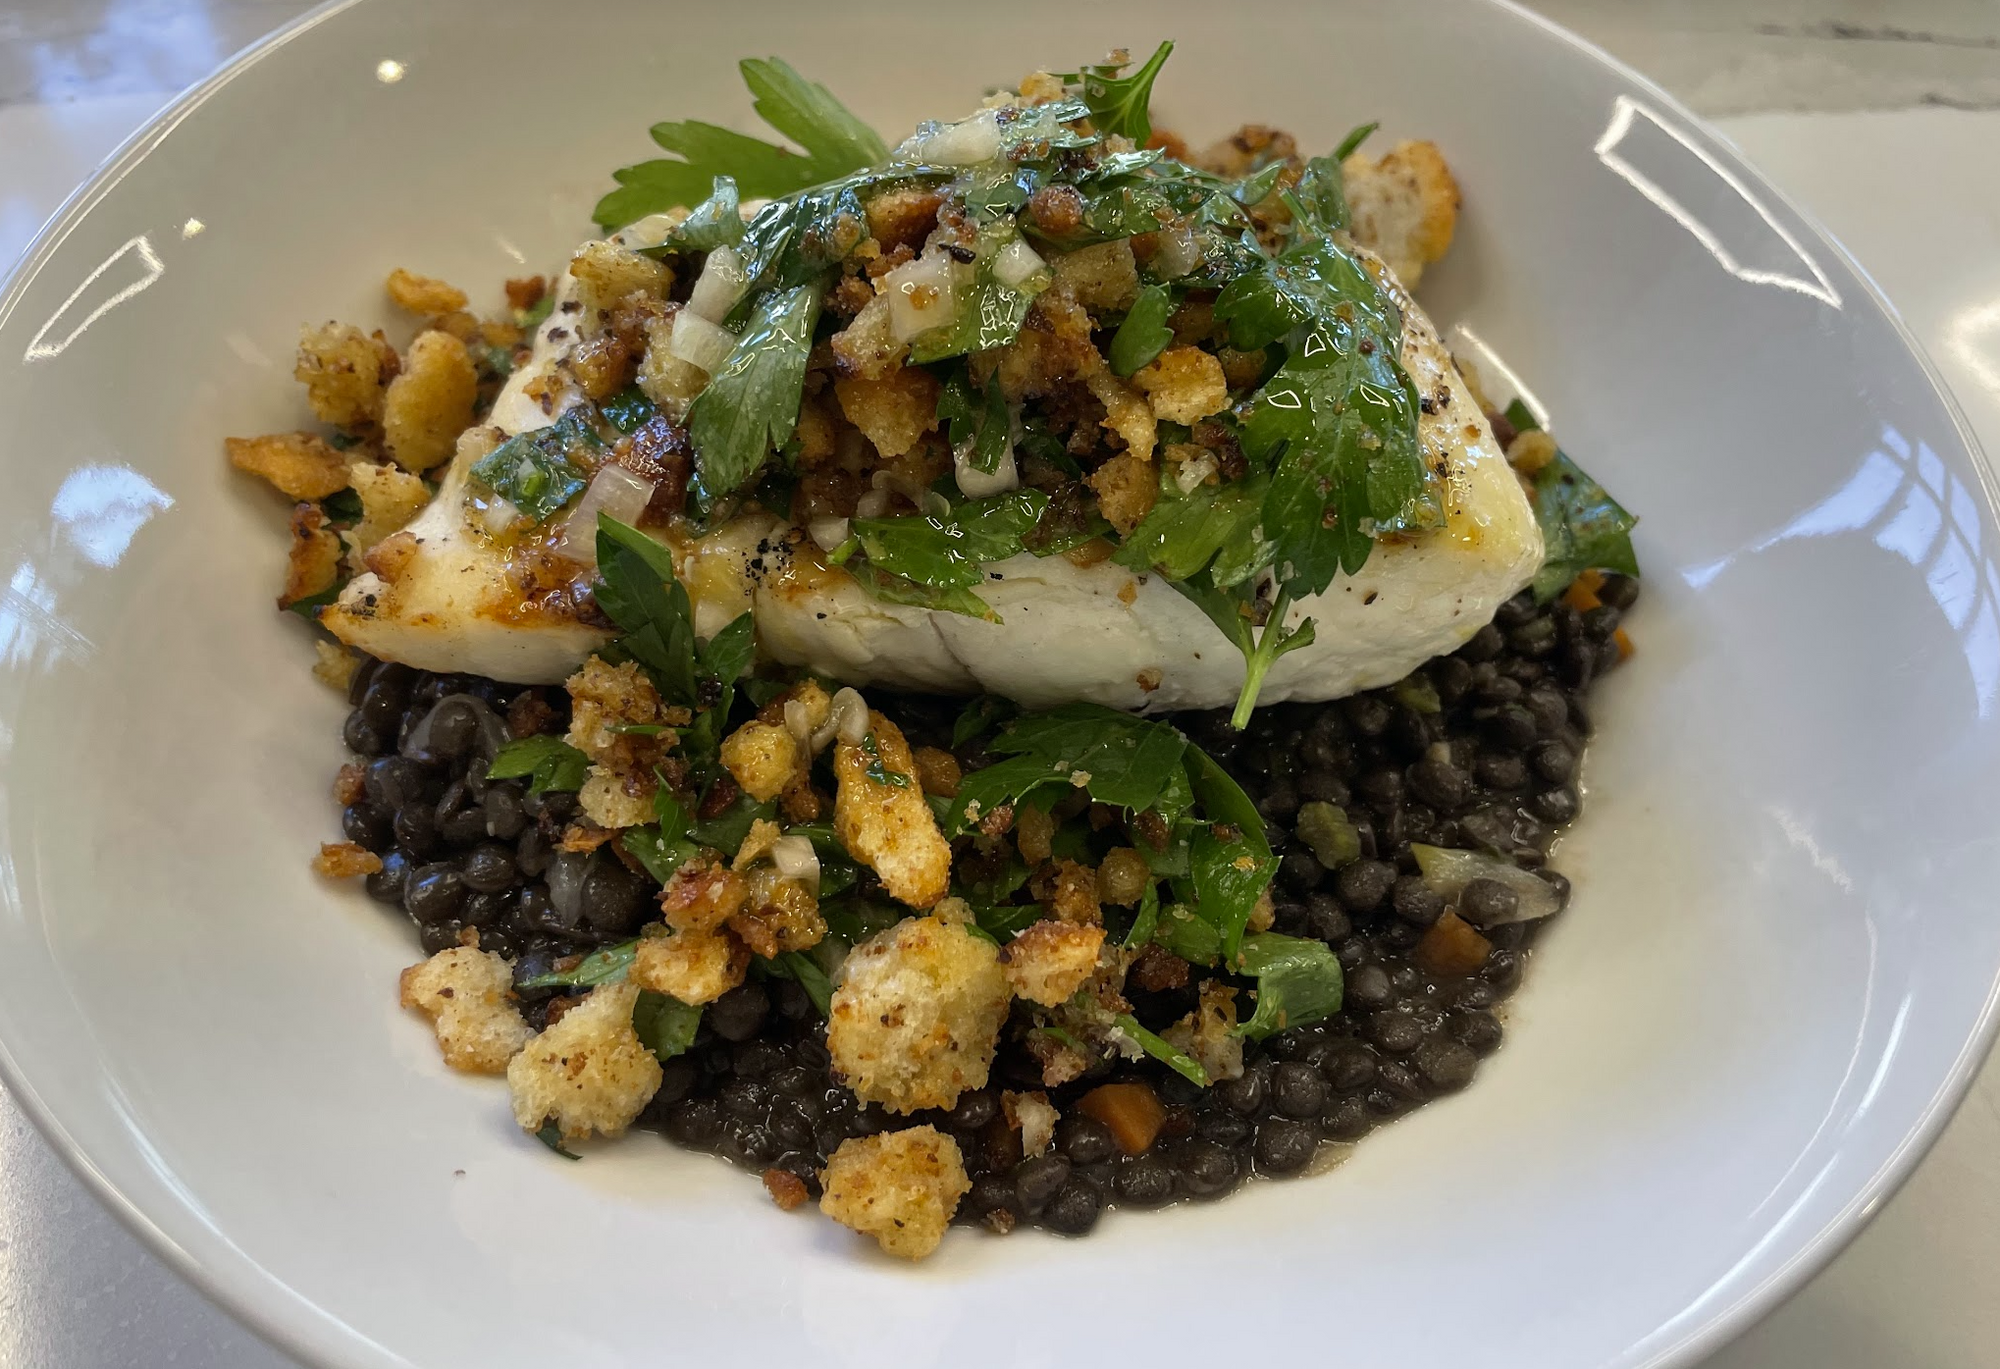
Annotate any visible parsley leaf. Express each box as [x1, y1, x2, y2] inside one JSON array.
[[1179, 747, 1277, 961], [851, 489, 1047, 613], [599, 385, 660, 435], [1113, 467, 1270, 583], [535, 1120, 581, 1160], [663, 175, 747, 253], [937, 367, 1011, 476], [906, 220, 1049, 365], [593, 58, 885, 230], [1071, 41, 1175, 145], [1529, 449, 1640, 602], [285, 579, 347, 622], [1114, 1012, 1211, 1087], [516, 939, 638, 990], [1289, 156, 1348, 235], [765, 950, 835, 1016], [847, 565, 1000, 621], [1234, 933, 1344, 1039], [860, 732, 911, 788], [623, 786, 696, 885], [469, 409, 601, 522], [945, 704, 1191, 834], [594, 515, 700, 705], [1334, 121, 1379, 162], [687, 283, 821, 504], [1504, 397, 1540, 433], [1109, 282, 1175, 376], [487, 735, 590, 795], [320, 488, 363, 523], [632, 989, 703, 1062]]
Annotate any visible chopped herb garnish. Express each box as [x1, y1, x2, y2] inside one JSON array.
[[1529, 449, 1640, 602], [599, 385, 661, 435], [1108, 282, 1175, 376], [767, 950, 835, 1016], [686, 282, 821, 505], [517, 938, 638, 990], [320, 488, 363, 522], [665, 174, 748, 253], [469, 409, 600, 522], [632, 989, 703, 1062], [1068, 41, 1174, 145], [1114, 1011, 1210, 1087], [850, 489, 1047, 618], [906, 220, 1049, 364], [535, 1120, 580, 1160], [847, 564, 1000, 621], [946, 703, 1191, 834], [1233, 933, 1344, 1039], [487, 735, 590, 795], [1332, 121, 1379, 162], [594, 58, 886, 230], [1504, 397, 1540, 434], [285, 580, 347, 621], [860, 732, 911, 788], [936, 368, 1012, 477]]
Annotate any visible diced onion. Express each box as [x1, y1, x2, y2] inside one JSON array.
[[669, 309, 738, 376], [991, 237, 1047, 289], [955, 444, 1019, 498], [783, 697, 815, 743], [769, 834, 821, 892], [854, 488, 892, 519], [553, 464, 657, 564], [897, 110, 1003, 166], [475, 495, 526, 536], [808, 516, 850, 552], [1152, 221, 1202, 280], [812, 687, 870, 753], [687, 244, 747, 322], [883, 253, 962, 343], [1410, 844, 1564, 925], [1173, 452, 1218, 494]]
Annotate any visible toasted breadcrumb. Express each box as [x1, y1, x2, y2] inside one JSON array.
[[864, 187, 945, 254], [578, 765, 654, 830], [1001, 919, 1105, 1007], [346, 459, 430, 554], [1045, 858, 1102, 926], [1132, 345, 1229, 424], [385, 268, 469, 316], [1086, 450, 1159, 536], [828, 293, 907, 380], [382, 330, 477, 472], [828, 903, 1009, 1113], [721, 720, 805, 802], [730, 868, 826, 958], [1342, 139, 1460, 289], [226, 431, 351, 500], [1085, 367, 1156, 460], [281, 502, 343, 611], [1163, 982, 1245, 1083], [819, 1126, 970, 1260], [295, 322, 397, 427], [399, 946, 532, 1075], [834, 366, 940, 460], [507, 981, 662, 1141], [1052, 240, 1140, 313], [312, 640, 358, 691], [313, 840, 381, 878], [1003, 1090, 1060, 1158], [566, 657, 665, 760], [631, 927, 750, 1005], [660, 858, 750, 934], [834, 712, 952, 908], [637, 314, 710, 421], [763, 1168, 811, 1211], [570, 240, 672, 319]]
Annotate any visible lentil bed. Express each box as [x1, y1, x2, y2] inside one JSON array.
[[334, 575, 1635, 1236]]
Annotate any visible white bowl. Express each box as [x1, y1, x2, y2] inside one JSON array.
[[1, 2, 1995, 1366]]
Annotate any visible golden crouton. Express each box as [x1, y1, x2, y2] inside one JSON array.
[[721, 719, 804, 802], [1133, 345, 1229, 424], [865, 186, 946, 254], [400, 946, 533, 1075], [730, 867, 826, 958], [312, 641, 358, 692], [660, 858, 750, 934], [834, 711, 952, 909], [507, 981, 662, 1141], [385, 268, 469, 317], [578, 765, 654, 830], [1342, 139, 1460, 290], [345, 459, 431, 554], [565, 657, 665, 762], [226, 431, 351, 500], [829, 293, 907, 380], [1002, 919, 1106, 1007], [313, 839, 380, 877], [1086, 450, 1159, 536], [1194, 124, 1300, 179], [1003, 1090, 1059, 1158], [1051, 240, 1139, 313], [281, 502, 343, 610], [1085, 368, 1156, 460], [1162, 981, 1244, 1083], [1045, 858, 1102, 926], [834, 366, 940, 460], [295, 322, 398, 427], [570, 240, 673, 319], [382, 330, 477, 472], [819, 1126, 970, 1261], [637, 314, 711, 421], [362, 530, 419, 581], [631, 927, 749, 1005], [828, 905, 1010, 1113]]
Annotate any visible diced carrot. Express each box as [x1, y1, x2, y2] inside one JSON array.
[[1614, 627, 1634, 662], [1561, 569, 1604, 613], [1414, 911, 1493, 978], [1078, 1081, 1168, 1156]]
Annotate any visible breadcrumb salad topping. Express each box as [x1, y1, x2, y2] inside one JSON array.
[[241, 46, 1640, 1261]]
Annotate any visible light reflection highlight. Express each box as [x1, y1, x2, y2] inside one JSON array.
[[376, 59, 406, 84], [22, 235, 163, 362], [1683, 426, 2000, 715], [1947, 298, 2000, 400], [1595, 96, 1841, 309]]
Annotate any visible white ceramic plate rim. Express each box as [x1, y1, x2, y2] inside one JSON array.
[[0, 3, 1995, 1367]]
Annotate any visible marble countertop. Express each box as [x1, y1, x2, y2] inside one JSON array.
[[3, 2, 1999, 1365]]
